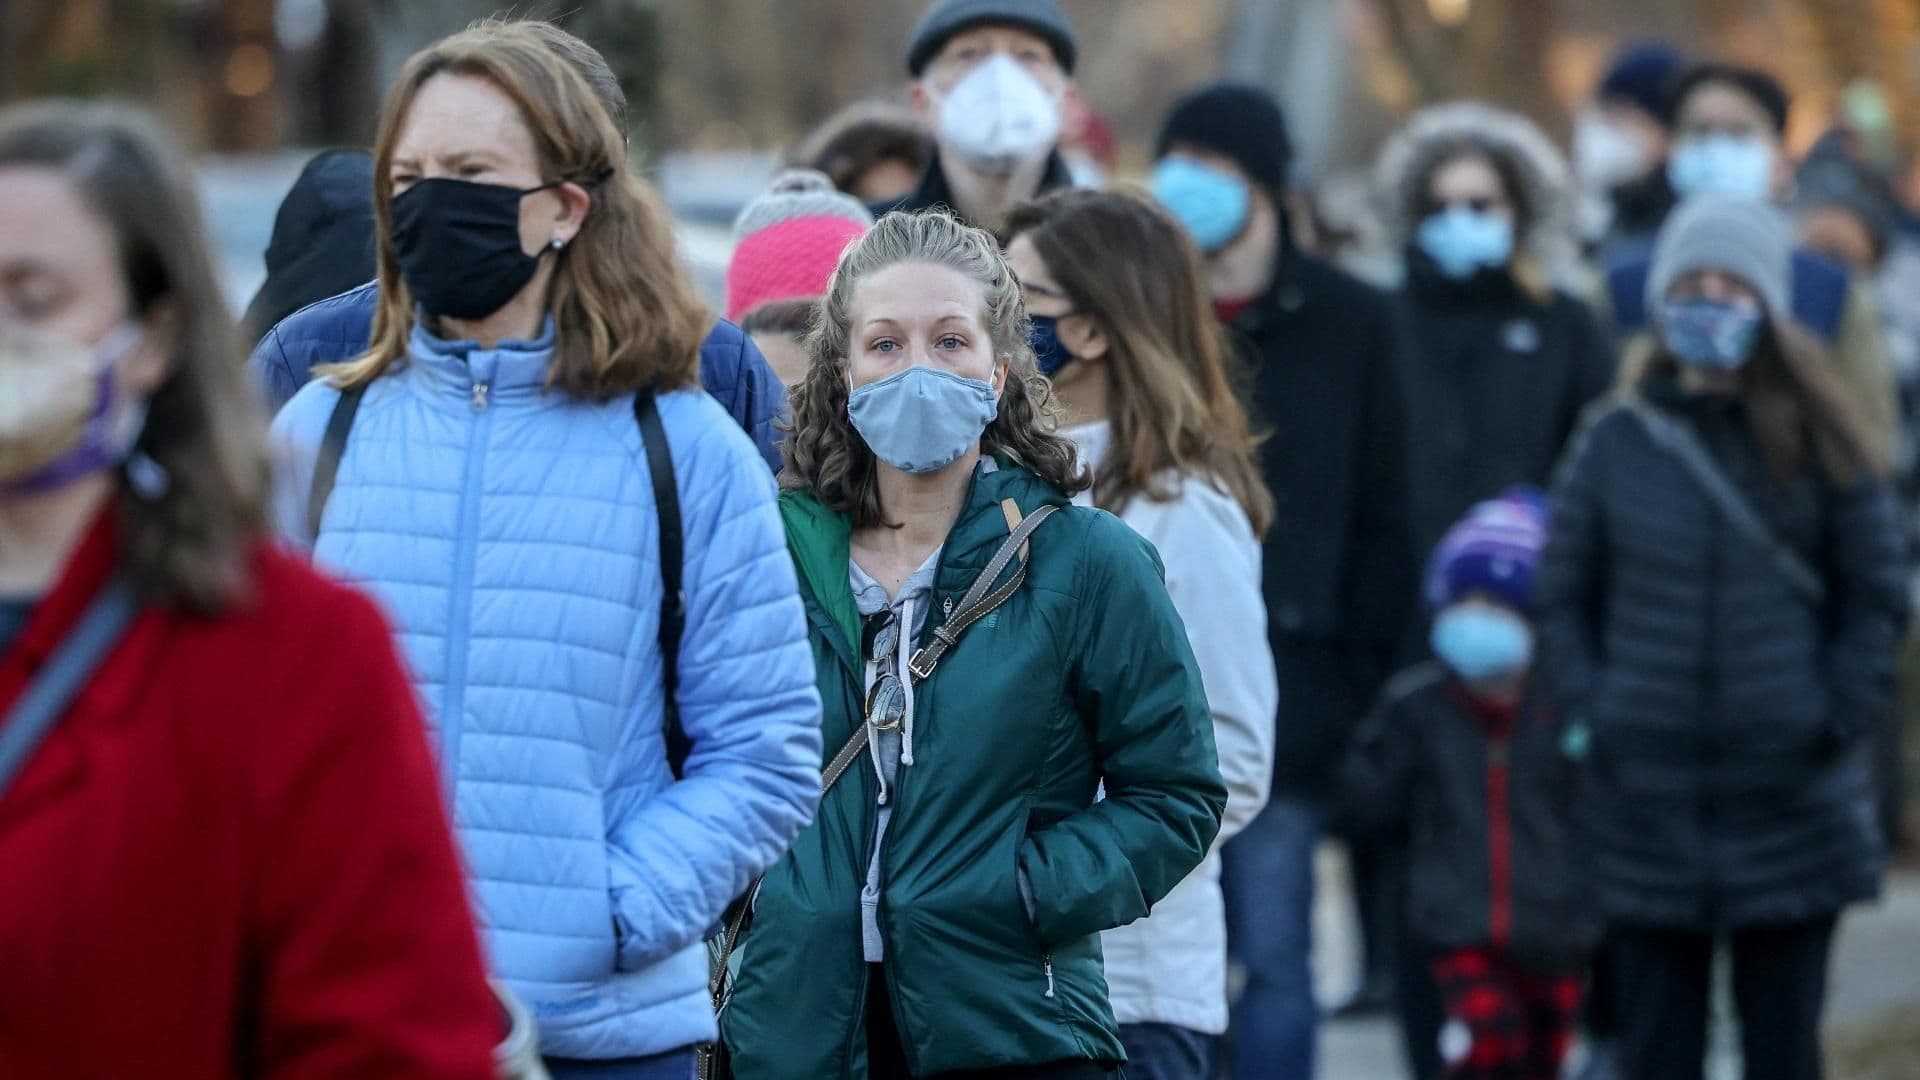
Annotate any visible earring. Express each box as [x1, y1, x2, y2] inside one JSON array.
[[551, 236, 567, 251]]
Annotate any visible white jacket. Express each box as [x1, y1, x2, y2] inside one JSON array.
[[1067, 421, 1278, 1034]]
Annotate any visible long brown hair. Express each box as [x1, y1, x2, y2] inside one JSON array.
[[781, 209, 1088, 527], [1005, 189, 1274, 535], [324, 21, 707, 399], [1638, 319, 1884, 487], [0, 102, 267, 612]]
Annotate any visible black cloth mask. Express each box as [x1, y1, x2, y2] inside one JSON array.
[[389, 177, 564, 320]]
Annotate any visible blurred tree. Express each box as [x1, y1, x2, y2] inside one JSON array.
[[1372, 0, 1565, 134], [361, 0, 665, 158], [1222, 0, 1353, 178]]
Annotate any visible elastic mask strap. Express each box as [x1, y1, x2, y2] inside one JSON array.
[[523, 168, 615, 197]]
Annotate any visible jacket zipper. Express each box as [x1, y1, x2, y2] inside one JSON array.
[[439, 376, 493, 802], [1486, 740, 1512, 948], [1699, 501, 1721, 925], [1042, 951, 1055, 998]]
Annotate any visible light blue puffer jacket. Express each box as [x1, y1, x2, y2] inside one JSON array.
[[268, 322, 822, 1059]]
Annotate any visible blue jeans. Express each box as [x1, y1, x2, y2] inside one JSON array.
[[1221, 796, 1322, 1080], [542, 1048, 698, 1080], [1119, 1023, 1214, 1080]]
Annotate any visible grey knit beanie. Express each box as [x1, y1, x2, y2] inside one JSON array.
[[1647, 194, 1793, 316], [906, 0, 1077, 77]]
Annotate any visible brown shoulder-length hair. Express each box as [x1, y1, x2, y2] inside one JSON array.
[[324, 21, 707, 399], [781, 209, 1089, 527], [0, 101, 267, 613], [1005, 189, 1274, 536], [1635, 318, 1885, 487]]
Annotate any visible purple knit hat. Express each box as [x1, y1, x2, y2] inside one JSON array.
[[1424, 487, 1551, 612]]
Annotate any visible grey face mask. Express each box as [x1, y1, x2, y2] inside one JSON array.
[[847, 365, 999, 475]]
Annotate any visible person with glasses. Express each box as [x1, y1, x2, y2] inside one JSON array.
[[1375, 101, 1618, 567], [1002, 188, 1277, 1080], [720, 208, 1227, 1079]]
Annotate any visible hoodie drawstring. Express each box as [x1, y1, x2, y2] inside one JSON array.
[[899, 594, 918, 768], [864, 652, 890, 806]]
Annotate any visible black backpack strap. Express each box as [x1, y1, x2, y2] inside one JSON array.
[[307, 384, 368, 541], [634, 389, 689, 778]]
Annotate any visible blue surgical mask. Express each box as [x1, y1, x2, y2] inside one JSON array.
[[1431, 605, 1534, 684], [1029, 314, 1075, 377], [1416, 206, 1515, 280], [848, 365, 999, 475], [1657, 297, 1765, 370], [1667, 135, 1775, 199], [1151, 157, 1251, 254]]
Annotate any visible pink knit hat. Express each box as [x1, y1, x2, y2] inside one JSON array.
[[725, 169, 873, 322]]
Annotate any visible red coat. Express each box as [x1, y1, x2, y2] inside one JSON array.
[[0, 515, 498, 1078]]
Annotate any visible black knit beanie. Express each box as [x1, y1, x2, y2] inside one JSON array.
[[1669, 62, 1791, 134], [906, 0, 1077, 77], [1155, 82, 1294, 195]]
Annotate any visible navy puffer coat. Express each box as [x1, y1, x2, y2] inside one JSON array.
[[1536, 375, 1909, 930]]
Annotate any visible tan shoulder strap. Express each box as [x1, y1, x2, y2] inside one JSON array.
[[711, 500, 1060, 1010]]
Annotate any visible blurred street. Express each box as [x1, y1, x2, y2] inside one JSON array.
[[1313, 853, 1920, 1078]]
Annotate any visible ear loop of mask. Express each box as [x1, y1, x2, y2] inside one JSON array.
[[96, 323, 168, 501]]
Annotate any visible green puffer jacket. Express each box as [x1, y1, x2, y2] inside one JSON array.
[[720, 463, 1227, 1078]]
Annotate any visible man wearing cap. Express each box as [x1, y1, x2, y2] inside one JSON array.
[[1604, 60, 1901, 465], [890, 0, 1080, 234], [1150, 81, 1419, 1080]]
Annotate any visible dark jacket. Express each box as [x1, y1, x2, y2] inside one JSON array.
[[242, 150, 377, 346], [1234, 248, 1419, 800], [1536, 378, 1910, 930], [721, 464, 1227, 1078], [1343, 663, 1597, 971], [246, 281, 788, 471], [1591, 169, 1678, 270], [874, 147, 1075, 233], [1396, 258, 1618, 557]]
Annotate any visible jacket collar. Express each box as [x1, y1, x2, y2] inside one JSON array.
[[404, 316, 557, 408], [1233, 238, 1306, 337], [780, 459, 1071, 667], [895, 147, 1075, 229], [0, 505, 169, 753], [1404, 249, 1524, 308]]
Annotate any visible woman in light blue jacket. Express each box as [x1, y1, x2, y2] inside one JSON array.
[[269, 23, 822, 1076]]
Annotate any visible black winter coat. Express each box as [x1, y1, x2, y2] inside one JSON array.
[[1234, 249, 1419, 800], [874, 147, 1075, 234], [1536, 377, 1910, 930], [1396, 259, 1618, 558], [1343, 664, 1597, 971]]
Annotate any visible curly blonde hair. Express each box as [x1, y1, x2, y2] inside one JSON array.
[[781, 209, 1088, 527]]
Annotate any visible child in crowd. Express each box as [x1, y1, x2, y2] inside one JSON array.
[[724, 168, 872, 386], [1343, 489, 1595, 1080]]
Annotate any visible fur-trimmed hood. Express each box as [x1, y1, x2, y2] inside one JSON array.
[[1374, 101, 1579, 282]]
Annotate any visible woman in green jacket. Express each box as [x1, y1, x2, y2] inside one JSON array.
[[720, 208, 1228, 1079]]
